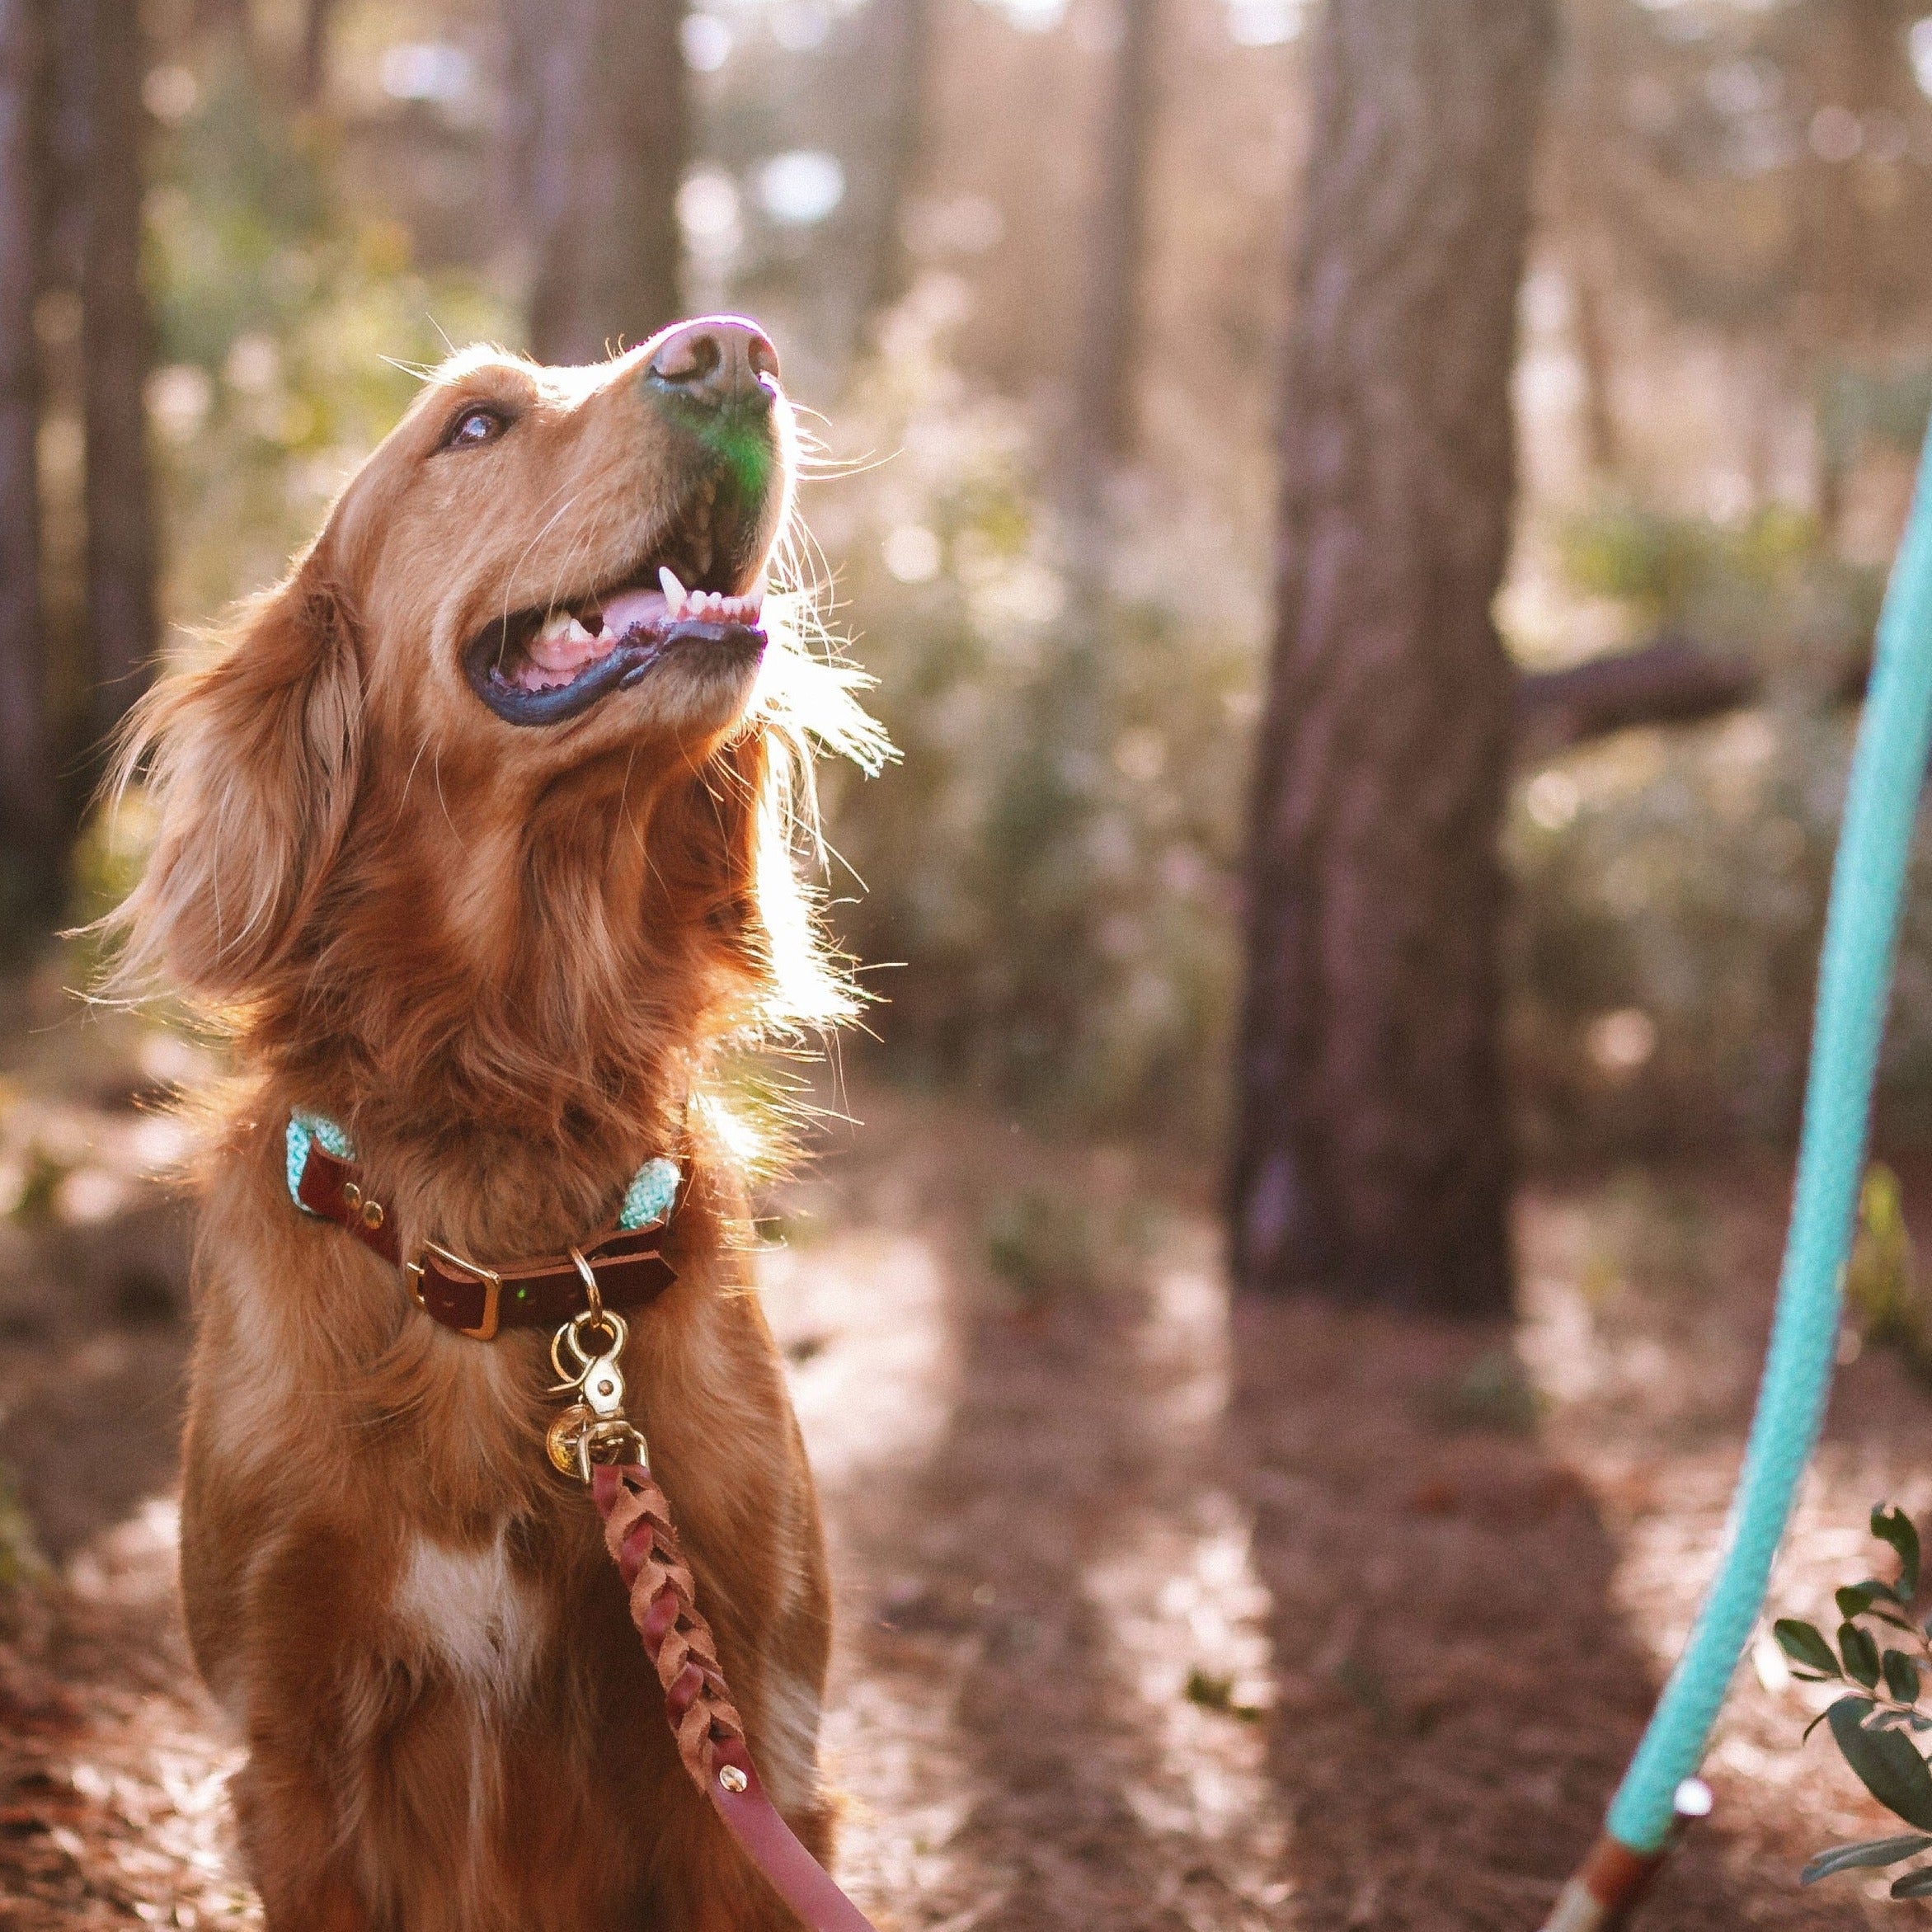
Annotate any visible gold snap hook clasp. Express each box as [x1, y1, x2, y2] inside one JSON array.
[[546, 1253, 640, 1483], [549, 1304, 628, 1389]]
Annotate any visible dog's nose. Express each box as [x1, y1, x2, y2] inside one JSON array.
[[645, 317, 780, 412]]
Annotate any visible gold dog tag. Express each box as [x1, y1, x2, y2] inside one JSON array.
[[546, 1402, 595, 1475]]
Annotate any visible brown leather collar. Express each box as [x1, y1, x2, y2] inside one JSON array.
[[295, 1140, 679, 1340]]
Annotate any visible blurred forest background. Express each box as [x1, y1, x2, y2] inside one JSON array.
[[12, 5, 1932, 1925], [7, 0, 1932, 1192]]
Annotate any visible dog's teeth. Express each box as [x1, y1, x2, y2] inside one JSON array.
[[565, 618, 596, 646], [659, 566, 689, 618], [745, 576, 766, 619]]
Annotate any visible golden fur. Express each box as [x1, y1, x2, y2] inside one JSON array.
[[106, 325, 881, 1930]]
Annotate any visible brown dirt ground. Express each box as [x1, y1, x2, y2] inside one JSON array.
[[3, 1084, 1932, 1930]]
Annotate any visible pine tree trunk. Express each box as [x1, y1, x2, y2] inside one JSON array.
[[81, 0, 157, 750], [297, 0, 339, 105], [1229, 0, 1554, 1314], [1074, 0, 1157, 474], [0, 0, 55, 914], [512, 0, 686, 364], [857, 0, 931, 323]]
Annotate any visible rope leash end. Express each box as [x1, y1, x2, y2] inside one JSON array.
[[1539, 1781, 1712, 1932]]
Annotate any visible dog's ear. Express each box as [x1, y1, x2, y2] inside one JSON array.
[[110, 565, 363, 1003]]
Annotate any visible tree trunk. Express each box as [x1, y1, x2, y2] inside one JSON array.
[[1567, 241, 1619, 476], [80, 0, 157, 750], [1074, 0, 1157, 477], [510, 0, 686, 364], [0, 0, 56, 914], [1229, 0, 1554, 1314], [858, 0, 932, 323], [297, 0, 339, 106]]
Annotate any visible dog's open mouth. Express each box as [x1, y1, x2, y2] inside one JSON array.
[[463, 562, 769, 727]]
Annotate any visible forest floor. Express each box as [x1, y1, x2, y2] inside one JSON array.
[[2, 1036, 1931, 1928]]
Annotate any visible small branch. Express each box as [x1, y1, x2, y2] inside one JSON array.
[[1514, 633, 1760, 760]]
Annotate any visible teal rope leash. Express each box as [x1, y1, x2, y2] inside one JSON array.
[[1541, 422, 1932, 1932]]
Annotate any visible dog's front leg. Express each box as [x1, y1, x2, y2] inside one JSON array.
[[231, 1754, 373, 1932], [226, 1519, 383, 1931]]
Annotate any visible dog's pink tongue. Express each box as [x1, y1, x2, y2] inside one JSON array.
[[599, 587, 670, 642], [526, 625, 604, 676]]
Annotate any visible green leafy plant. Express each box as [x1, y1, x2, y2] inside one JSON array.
[[7, 1143, 69, 1227], [1554, 498, 1875, 666], [1847, 1165, 1932, 1380], [0, 1461, 46, 1602], [1183, 1666, 1264, 1723], [1775, 1504, 1932, 1897]]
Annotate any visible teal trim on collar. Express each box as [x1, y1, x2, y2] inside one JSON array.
[[284, 1112, 680, 1231], [619, 1157, 681, 1230], [286, 1109, 354, 1210]]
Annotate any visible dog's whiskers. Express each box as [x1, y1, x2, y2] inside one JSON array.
[[396, 731, 436, 825]]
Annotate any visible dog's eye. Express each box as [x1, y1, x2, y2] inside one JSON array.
[[443, 407, 509, 451]]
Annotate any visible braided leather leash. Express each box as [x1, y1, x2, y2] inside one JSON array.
[[590, 1462, 881, 1932]]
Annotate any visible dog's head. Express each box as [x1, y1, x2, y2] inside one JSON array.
[[110, 318, 881, 1118], [360, 317, 794, 750]]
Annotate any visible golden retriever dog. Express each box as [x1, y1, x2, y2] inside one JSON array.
[[107, 317, 882, 1930]]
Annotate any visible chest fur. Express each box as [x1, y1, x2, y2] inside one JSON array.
[[390, 1530, 544, 1699]]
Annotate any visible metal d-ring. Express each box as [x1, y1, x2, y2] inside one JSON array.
[[568, 1244, 604, 1319]]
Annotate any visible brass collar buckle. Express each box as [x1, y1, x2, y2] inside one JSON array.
[[405, 1239, 505, 1341]]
